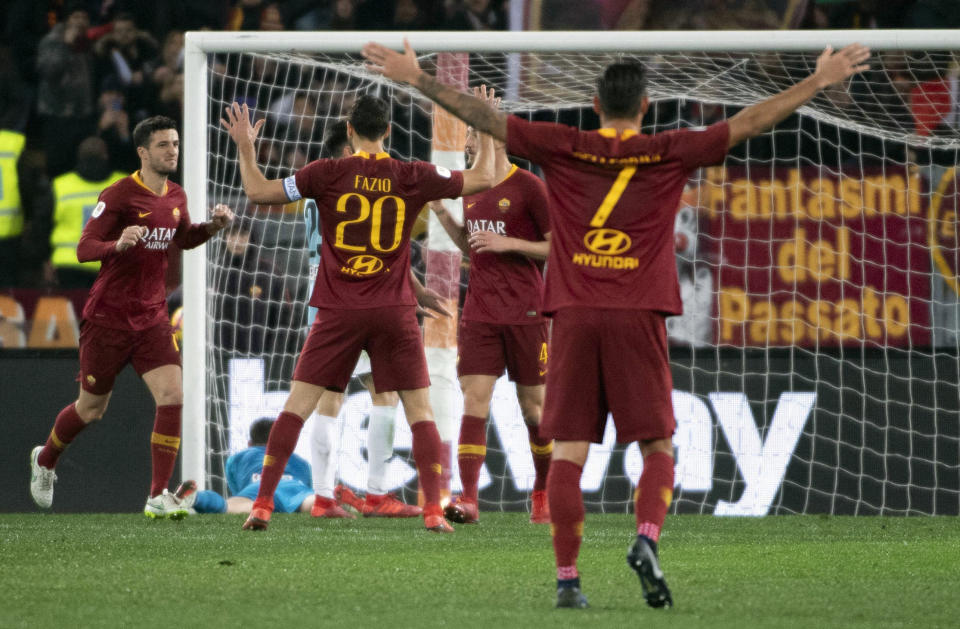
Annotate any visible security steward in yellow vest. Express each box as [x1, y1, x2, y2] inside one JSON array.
[[0, 129, 26, 286], [49, 137, 124, 288]]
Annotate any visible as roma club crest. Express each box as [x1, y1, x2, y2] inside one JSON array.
[[173, 207, 181, 219], [930, 168, 960, 295], [498, 198, 511, 213]]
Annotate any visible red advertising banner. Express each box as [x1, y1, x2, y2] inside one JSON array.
[[702, 166, 931, 347]]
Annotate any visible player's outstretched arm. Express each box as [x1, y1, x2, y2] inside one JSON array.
[[460, 87, 497, 196], [363, 39, 508, 142], [727, 44, 870, 148], [220, 102, 289, 204], [429, 200, 470, 255], [469, 231, 551, 261]]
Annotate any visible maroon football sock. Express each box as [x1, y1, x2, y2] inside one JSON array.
[[149, 404, 182, 497], [548, 459, 584, 578], [439, 440, 452, 497], [635, 451, 675, 542], [253, 411, 305, 509], [526, 423, 552, 492], [411, 421, 444, 506], [457, 415, 487, 503], [38, 403, 89, 469]]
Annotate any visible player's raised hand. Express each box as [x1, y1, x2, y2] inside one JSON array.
[[813, 44, 871, 89], [116, 225, 147, 252], [221, 102, 265, 148], [474, 85, 501, 110], [208, 203, 235, 232], [469, 230, 512, 254], [363, 38, 422, 85]]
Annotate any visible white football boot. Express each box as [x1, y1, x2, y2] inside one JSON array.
[[29, 446, 57, 509], [144, 489, 188, 520]]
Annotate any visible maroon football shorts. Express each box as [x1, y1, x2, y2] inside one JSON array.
[[293, 305, 430, 392], [77, 320, 181, 395], [457, 319, 548, 386], [540, 307, 676, 444]]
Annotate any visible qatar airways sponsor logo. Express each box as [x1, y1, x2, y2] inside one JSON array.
[[466, 218, 506, 235], [142, 226, 176, 250], [228, 358, 814, 516]]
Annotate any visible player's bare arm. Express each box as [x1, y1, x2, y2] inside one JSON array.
[[727, 44, 870, 148], [469, 230, 551, 261], [363, 39, 508, 142], [220, 102, 288, 204], [115, 225, 147, 252], [459, 87, 497, 196], [205, 203, 236, 235], [429, 200, 470, 254]]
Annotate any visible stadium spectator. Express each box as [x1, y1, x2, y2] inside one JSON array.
[[219, 92, 495, 533], [227, 1, 289, 31], [28, 115, 235, 518], [810, 0, 911, 29], [176, 417, 318, 515], [149, 30, 186, 125], [0, 45, 31, 132], [46, 136, 126, 289], [363, 35, 870, 610], [214, 214, 294, 355], [0, 125, 28, 287], [442, 0, 507, 30], [36, 3, 96, 177], [92, 13, 160, 121], [3, 0, 59, 87], [96, 87, 138, 173]]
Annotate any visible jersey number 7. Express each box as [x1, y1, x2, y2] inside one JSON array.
[[590, 166, 637, 227]]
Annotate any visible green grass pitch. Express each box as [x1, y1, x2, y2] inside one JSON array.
[[2, 513, 958, 628]]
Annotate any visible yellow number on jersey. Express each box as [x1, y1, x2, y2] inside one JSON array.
[[334, 192, 407, 253], [590, 166, 637, 227]]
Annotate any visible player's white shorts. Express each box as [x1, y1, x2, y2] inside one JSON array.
[[352, 350, 371, 378]]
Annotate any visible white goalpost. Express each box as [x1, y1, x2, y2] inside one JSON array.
[[183, 30, 960, 515]]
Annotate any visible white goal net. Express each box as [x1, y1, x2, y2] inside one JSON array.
[[183, 31, 960, 516]]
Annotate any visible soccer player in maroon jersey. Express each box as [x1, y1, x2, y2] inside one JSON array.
[[429, 117, 553, 526], [28, 115, 234, 518], [220, 93, 494, 533], [364, 40, 870, 606]]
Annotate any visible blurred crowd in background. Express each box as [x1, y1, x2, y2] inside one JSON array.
[[0, 0, 958, 292]]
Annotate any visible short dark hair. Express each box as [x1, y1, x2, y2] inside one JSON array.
[[114, 12, 135, 24], [323, 119, 349, 158], [348, 94, 390, 141], [249, 418, 274, 446], [133, 115, 178, 149], [596, 62, 647, 119]]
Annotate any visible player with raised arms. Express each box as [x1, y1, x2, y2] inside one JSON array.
[[221, 92, 494, 533], [363, 39, 870, 605], [29, 115, 234, 518], [428, 99, 553, 525], [307, 119, 442, 520]]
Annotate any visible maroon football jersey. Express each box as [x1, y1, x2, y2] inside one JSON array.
[[461, 165, 550, 325], [290, 151, 464, 309], [78, 172, 210, 330], [506, 116, 729, 315]]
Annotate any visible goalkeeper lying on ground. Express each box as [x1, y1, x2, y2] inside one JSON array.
[[176, 418, 316, 515]]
